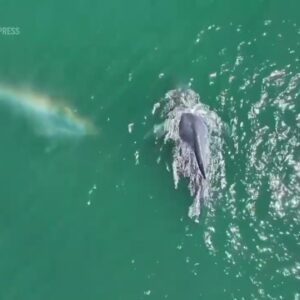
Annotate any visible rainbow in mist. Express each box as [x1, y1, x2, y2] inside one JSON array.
[[0, 85, 98, 137]]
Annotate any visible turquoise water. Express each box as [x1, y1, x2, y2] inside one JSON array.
[[0, 0, 299, 299]]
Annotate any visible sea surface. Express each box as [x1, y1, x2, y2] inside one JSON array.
[[0, 0, 299, 299]]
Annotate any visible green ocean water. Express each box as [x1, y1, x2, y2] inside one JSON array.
[[0, 0, 300, 299]]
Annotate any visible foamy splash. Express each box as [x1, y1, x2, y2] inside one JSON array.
[[153, 89, 225, 220]]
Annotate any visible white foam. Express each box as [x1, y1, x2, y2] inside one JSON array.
[[128, 123, 134, 133]]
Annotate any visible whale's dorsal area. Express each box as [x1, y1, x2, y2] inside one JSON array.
[[179, 112, 208, 179]]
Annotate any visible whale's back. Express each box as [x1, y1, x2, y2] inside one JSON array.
[[179, 113, 208, 179], [179, 113, 195, 145]]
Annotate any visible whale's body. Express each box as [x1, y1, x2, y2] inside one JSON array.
[[179, 112, 208, 180], [153, 89, 223, 219]]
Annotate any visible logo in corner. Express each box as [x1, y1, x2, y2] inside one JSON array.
[[0, 27, 21, 36]]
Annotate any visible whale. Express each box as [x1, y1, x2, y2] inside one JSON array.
[[152, 88, 222, 219], [179, 112, 208, 180]]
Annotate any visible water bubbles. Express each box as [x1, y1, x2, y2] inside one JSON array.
[[134, 150, 140, 165], [128, 122, 134, 133], [87, 184, 97, 206], [204, 226, 216, 253], [128, 72, 133, 82], [176, 244, 183, 250], [195, 30, 205, 44], [88, 184, 97, 195], [234, 55, 243, 67], [151, 102, 160, 115], [264, 20, 272, 26], [188, 77, 194, 87], [209, 72, 217, 85]]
